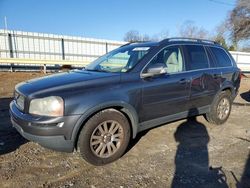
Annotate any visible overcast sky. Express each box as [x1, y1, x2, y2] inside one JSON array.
[[0, 0, 236, 41]]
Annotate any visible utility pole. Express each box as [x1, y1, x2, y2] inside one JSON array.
[[4, 16, 8, 31]]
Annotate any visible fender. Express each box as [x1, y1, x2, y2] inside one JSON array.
[[70, 101, 139, 145], [218, 80, 236, 98]]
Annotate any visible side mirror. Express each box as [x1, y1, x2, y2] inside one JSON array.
[[141, 63, 167, 78]]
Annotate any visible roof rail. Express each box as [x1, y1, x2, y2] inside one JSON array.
[[199, 39, 219, 45], [119, 41, 148, 47], [120, 42, 133, 47], [161, 37, 219, 45]]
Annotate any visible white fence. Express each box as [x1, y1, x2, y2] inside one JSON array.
[[230, 51, 250, 72], [0, 29, 249, 72], [0, 29, 126, 62]]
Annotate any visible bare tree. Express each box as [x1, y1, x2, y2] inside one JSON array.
[[141, 34, 150, 41], [216, 21, 229, 37], [229, 0, 250, 47], [124, 30, 169, 42], [241, 46, 250, 52], [151, 30, 169, 41], [124, 30, 141, 42], [179, 21, 209, 39]]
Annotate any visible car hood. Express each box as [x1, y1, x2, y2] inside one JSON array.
[[16, 70, 120, 97]]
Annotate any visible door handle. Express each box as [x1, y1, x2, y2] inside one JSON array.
[[213, 74, 221, 79], [179, 78, 190, 84]]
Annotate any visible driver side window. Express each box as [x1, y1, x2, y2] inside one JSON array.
[[146, 46, 184, 74]]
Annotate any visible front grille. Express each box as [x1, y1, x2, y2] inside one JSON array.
[[14, 91, 25, 111]]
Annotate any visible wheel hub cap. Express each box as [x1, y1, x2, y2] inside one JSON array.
[[90, 120, 124, 158], [103, 134, 112, 143], [217, 97, 230, 120]]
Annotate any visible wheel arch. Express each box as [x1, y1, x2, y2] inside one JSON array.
[[217, 80, 236, 98], [71, 101, 139, 149]]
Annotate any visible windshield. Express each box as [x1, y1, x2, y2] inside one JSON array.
[[85, 45, 151, 73]]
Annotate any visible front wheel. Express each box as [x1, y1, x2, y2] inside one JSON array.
[[205, 90, 232, 125], [77, 109, 131, 165]]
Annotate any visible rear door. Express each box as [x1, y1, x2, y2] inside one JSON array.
[[204, 46, 223, 96], [140, 45, 191, 122], [183, 45, 219, 110], [208, 46, 234, 86]]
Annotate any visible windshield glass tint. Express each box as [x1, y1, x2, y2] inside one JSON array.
[[85, 45, 150, 72]]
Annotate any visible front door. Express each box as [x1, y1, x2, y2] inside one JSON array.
[[140, 45, 191, 123]]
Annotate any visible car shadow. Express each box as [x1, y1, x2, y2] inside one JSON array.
[[0, 97, 27, 155], [171, 110, 228, 188], [240, 91, 250, 103], [239, 152, 250, 187], [124, 109, 230, 187], [125, 129, 149, 154]]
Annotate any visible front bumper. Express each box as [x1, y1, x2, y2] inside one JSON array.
[[9, 101, 81, 152]]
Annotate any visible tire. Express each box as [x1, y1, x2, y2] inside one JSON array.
[[77, 109, 131, 165], [205, 90, 232, 125]]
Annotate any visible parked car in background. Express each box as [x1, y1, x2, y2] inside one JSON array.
[[10, 38, 241, 165]]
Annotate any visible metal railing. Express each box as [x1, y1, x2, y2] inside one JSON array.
[[0, 58, 89, 73]]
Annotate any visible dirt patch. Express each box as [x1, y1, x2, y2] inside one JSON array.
[[0, 72, 44, 97], [0, 72, 250, 188]]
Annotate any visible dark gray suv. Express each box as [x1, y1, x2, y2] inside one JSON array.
[[10, 38, 241, 165]]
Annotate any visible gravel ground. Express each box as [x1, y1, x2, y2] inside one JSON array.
[[0, 72, 249, 188]]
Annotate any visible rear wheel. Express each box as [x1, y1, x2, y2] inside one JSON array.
[[78, 109, 131, 165], [205, 90, 232, 125]]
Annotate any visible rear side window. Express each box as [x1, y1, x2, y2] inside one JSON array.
[[209, 47, 232, 67], [185, 45, 209, 70], [205, 47, 217, 68]]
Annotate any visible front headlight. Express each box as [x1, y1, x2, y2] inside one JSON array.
[[29, 96, 64, 117]]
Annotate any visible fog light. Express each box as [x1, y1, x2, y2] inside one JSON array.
[[57, 122, 64, 128]]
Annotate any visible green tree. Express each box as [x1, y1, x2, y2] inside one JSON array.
[[214, 36, 228, 50]]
